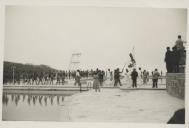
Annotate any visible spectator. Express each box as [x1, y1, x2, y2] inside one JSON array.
[[175, 35, 184, 52], [93, 71, 100, 92], [143, 70, 148, 85], [164, 47, 173, 73], [131, 68, 138, 88], [152, 69, 160, 88], [74, 70, 81, 87], [172, 46, 180, 73], [98, 70, 104, 86], [114, 68, 123, 87]]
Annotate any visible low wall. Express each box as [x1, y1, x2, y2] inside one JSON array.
[[166, 73, 185, 99]]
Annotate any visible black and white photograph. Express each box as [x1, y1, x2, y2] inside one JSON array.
[[0, 2, 187, 126]]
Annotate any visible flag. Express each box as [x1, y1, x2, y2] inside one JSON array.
[[129, 53, 136, 64]]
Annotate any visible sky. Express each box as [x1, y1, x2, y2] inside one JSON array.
[[4, 6, 187, 72]]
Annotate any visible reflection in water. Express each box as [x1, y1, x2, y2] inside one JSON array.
[[15, 95, 18, 106], [2, 91, 76, 121], [33, 96, 36, 105], [11, 95, 14, 102], [28, 95, 31, 106], [3, 93, 67, 106], [23, 95, 26, 102], [39, 96, 43, 106], [44, 96, 47, 106], [50, 96, 54, 105], [3, 94, 9, 106], [57, 96, 60, 105]]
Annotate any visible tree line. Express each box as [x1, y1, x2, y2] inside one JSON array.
[[3, 61, 58, 84]]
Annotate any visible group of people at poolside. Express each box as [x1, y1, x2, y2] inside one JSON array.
[[74, 67, 162, 92], [164, 35, 186, 73]]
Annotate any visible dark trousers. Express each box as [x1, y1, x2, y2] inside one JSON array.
[[153, 79, 158, 88], [99, 79, 103, 86], [132, 79, 137, 88], [74, 78, 81, 86], [75, 78, 82, 92], [114, 79, 122, 86], [166, 63, 173, 73]]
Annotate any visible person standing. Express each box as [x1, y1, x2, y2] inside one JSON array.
[[175, 35, 184, 52], [61, 71, 65, 85], [160, 70, 163, 83], [106, 69, 111, 80], [143, 70, 148, 85], [68, 71, 71, 79], [49, 72, 54, 85], [105, 69, 111, 86], [146, 71, 149, 83], [33, 72, 38, 85], [75, 70, 82, 92], [164, 47, 173, 73], [110, 71, 113, 81], [74, 70, 81, 86], [152, 69, 160, 88], [172, 46, 181, 73], [131, 68, 138, 88], [98, 70, 104, 87], [114, 68, 123, 87], [93, 71, 100, 92], [38, 72, 43, 85], [138, 68, 143, 85], [56, 72, 61, 85]]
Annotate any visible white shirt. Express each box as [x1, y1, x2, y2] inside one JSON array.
[[107, 71, 111, 78], [76, 71, 80, 77]]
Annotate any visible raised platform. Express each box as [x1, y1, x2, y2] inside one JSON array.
[[166, 73, 185, 99]]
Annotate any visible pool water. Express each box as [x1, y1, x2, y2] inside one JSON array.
[[2, 90, 77, 121]]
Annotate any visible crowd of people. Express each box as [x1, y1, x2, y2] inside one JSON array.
[[165, 35, 186, 73], [4, 66, 164, 90], [74, 67, 163, 92], [4, 69, 102, 85]]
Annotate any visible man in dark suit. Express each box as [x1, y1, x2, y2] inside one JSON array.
[[131, 68, 138, 88], [164, 47, 173, 73], [172, 46, 181, 73], [114, 68, 123, 87]]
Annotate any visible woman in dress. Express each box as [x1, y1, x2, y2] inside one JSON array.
[[93, 71, 100, 92]]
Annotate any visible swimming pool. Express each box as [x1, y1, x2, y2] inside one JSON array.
[[2, 90, 78, 121]]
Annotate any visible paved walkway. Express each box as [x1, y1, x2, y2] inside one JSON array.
[[65, 89, 184, 123]]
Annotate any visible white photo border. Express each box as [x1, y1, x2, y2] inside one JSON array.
[[0, 0, 188, 128]]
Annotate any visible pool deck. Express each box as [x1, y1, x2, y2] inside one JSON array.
[[65, 88, 184, 123]]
